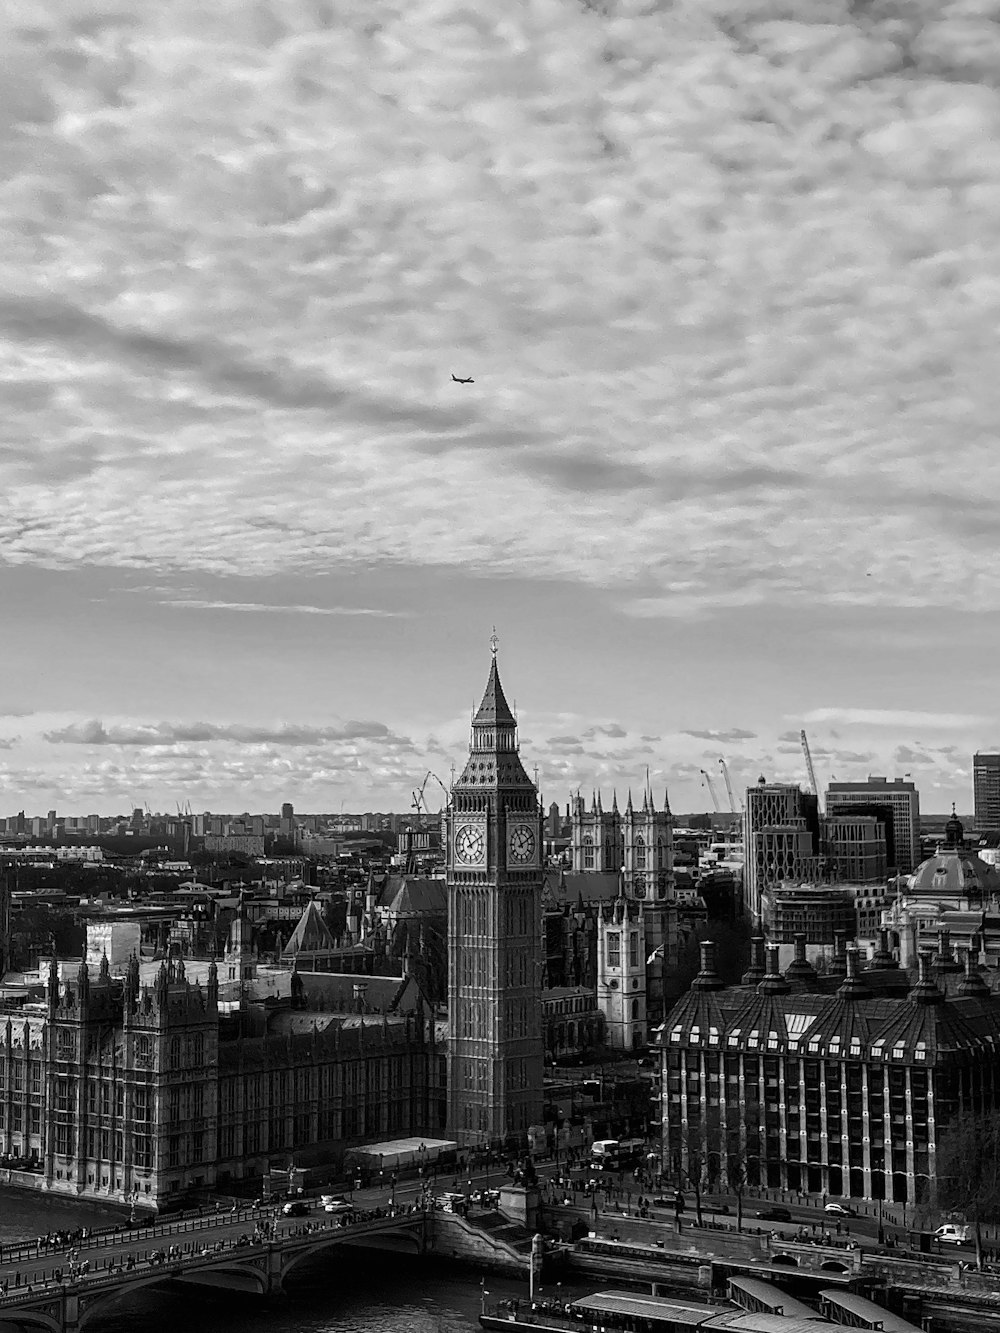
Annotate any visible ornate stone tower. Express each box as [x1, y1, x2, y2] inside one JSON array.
[[597, 892, 647, 1051], [446, 646, 544, 1148]]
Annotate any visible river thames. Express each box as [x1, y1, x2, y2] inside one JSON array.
[[0, 1188, 590, 1333]]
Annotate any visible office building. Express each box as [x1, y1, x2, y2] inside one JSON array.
[[974, 754, 1000, 834], [661, 938, 1000, 1205], [826, 777, 919, 874], [743, 779, 820, 920], [822, 814, 888, 884]]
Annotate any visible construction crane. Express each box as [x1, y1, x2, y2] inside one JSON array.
[[411, 770, 450, 816], [700, 769, 722, 813], [718, 757, 742, 814], [800, 729, 823, 812]]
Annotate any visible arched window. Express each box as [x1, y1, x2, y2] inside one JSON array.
[[583, 834, 594, 870], [635, 835, 646, 870], [657, 837, 665, 869], [169, 1037, 181, 1069]]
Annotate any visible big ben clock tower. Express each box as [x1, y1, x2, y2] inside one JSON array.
[[446, 640, 544, 1148]]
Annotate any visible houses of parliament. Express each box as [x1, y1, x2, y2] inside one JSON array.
[[0, 650, 546, 1207]]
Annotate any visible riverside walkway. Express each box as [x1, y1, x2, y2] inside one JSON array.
[[0, 1199, 427, 1333]]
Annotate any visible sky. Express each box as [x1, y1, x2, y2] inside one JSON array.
[[2, 0, 1000, 816]]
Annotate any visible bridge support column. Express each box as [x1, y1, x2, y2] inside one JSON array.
[[264, 1244, 285, 1296], [62, 1288, 81, 1333]]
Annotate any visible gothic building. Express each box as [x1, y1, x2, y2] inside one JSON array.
[[597, 895, 647, 1051], [0, 954, 442, 1209], [571, 788, 674, 901], [445, 649, 544, 1146]]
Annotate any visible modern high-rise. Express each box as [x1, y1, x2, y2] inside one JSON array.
[[826, 777, 919, 874], [743, 779, 820, 920], [974, 754, 1000, 834], [445, 650, 544, 1146]]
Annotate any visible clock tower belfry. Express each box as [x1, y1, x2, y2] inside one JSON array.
[[446, 647, 544, 1148]]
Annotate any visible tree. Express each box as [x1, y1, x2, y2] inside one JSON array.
[[936, 1109, 1000, 1270]]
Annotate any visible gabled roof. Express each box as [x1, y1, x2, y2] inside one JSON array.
[[543, 870, 621, 909], [281, 901, 335, 957], [378, 875, 447, 916]]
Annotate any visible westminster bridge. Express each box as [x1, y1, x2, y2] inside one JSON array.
[[0, 1201, 433, 1333]]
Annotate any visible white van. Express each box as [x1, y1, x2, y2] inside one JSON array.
[[936, 1223, 973, 1245]]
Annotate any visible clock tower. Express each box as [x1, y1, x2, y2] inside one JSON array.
[[446, 646, 544, 1147]]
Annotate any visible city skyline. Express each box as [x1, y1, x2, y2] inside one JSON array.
[[4, 3, 1000, 812]]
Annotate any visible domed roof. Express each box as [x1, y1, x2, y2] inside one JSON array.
[[909, 847, 997, 902]]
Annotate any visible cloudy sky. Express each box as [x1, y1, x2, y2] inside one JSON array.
[[2, 0, 1000, 816]]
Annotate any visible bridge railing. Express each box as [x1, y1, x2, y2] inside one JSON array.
[[0, 1203, 425, 1307]]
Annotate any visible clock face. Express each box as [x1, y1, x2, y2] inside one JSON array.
[[455, 823, 485, 865], [508, 823, 537, 864]]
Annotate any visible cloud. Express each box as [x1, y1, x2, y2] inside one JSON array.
[[1, 0, 1000, 617], [894, 744, 936, 767], [682, 728, 757, 743], [43, 718, 400, 747], [163, 599, 403, 617], [0, 738, 19, 751], [581, 723, 628, 740], [801, 708, 988, 729]]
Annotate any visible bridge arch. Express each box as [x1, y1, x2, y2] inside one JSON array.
[[279, 1227, 422, 1283], [0, 1306, 63, 1333], [770, 1254, 798, 1267], [75, 1263, 267, 1332]]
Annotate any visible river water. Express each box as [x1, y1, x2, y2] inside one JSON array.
[[0, 1188, 591, 1333]]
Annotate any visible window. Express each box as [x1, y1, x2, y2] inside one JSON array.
[[629, 933, 639, 969], [583, 835, 594, 869], [635, 836, 646, 870], [607, 932, 621, 968]]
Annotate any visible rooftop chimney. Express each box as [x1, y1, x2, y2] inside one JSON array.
[[691, 939, 726, 991], [742, 934, 767, 987], [957, 945, 991, 999], [785, 932, 819, 990], [828, 931, 848, 980], [838, 945, 869, 1001], [758, 943, 791, 995], [909, 948, 944, 1006], [871, 926, 897, 970]]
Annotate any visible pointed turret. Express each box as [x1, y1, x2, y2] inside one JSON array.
[[473, 655, 517, 728], [98, 951, 111, 983], [76, 958, 90, 1005], [626, 788, 633, 814], [612, 789, 619, 813], [663, 786, 671, 815], [46, 956, 59, 1015], [124, 952, 140, 1012], [597, 789, 603, 815]]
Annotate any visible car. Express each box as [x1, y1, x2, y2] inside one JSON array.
[[322, 1198, 354, 1214], [824, 1202, 854, 1217], [756, 1207, 792, 1223], [281, 1200, 310, 1217], [935, 1224, 973, 1245]]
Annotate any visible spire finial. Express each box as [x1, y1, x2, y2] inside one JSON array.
[[490, 626, 499, 658]]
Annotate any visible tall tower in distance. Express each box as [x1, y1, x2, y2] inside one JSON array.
[[446, 640, 544, 1148]]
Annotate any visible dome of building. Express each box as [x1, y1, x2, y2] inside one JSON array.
[[908, 846, 997, 906]]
